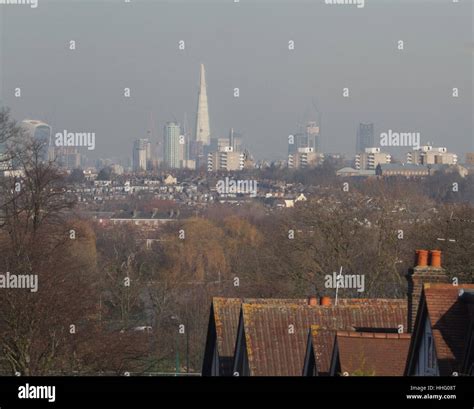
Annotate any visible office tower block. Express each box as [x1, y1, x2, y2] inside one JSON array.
[[356, 123, 375, 153], [133, 138, 149, 171]]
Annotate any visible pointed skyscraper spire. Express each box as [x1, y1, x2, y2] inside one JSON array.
[[195, 63, 211, 145]]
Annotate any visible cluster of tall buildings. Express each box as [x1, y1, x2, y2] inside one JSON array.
[[3, 67, 466, 177], [132, 64, 248, 173]]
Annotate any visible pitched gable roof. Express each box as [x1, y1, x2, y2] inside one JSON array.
[[212, 298, 242, 363], [306, 325, 336, 376], [202, 297, 307, 375], [202, 298, 241, 376], [406, 283, 474, 376], [333, 331, 411, 376], [240, 300, 407, 376], [212, 298, 308, 360]]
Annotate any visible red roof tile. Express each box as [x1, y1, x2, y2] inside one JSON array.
[[241, 300, 407, 376], [212, 298, 242, 360], [212, 298, 307, 362], [423, 283, 474, 375], [335, 331, 411, 376], [309, 325, 336, 376]]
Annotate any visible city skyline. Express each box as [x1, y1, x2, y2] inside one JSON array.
[[0, 1, 474, 403], [0, 0, 472, 162]]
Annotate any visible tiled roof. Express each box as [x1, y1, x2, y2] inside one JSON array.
[[212, 298, 242, 360], [335, 331, 411, 376], [212, 297, 307, 364], [241, 300, 407, 376], [423, 283, 474, 375], [308, 300, 408, 375], [308, 325, 336, 376], [336, 298, 407, 307]]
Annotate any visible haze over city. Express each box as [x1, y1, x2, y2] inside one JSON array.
[[0, 0, 472, 161], [1, 2, 474, 408]]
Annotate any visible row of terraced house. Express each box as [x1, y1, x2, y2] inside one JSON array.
[[202, 250, 474, 376]]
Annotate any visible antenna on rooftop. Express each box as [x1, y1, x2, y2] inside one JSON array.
[[334, 266, 343, 306]]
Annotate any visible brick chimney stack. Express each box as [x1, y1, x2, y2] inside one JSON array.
[[406, 249, 449, 332]]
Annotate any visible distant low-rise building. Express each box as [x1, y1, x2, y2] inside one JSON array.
[[207, 150, 244, 172], [163, 174, 178, 185], [336, 167, 375, 177], [288, 148, 324, 169], [465, 152, 474, 165], [379, 164, 430, 177], [355, 147, 391, 170], [407, 145, 457, 166]]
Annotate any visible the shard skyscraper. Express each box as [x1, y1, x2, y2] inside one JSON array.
[[195, 63, 211, 146]]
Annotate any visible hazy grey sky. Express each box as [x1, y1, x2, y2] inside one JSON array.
[[0, 0, 472, 161]]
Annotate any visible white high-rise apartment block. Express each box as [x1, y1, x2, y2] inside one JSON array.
[[163, 122, 185, 169], [355, 147, 391, 170], [407, 145, 458, 166], [195, 64, 211, 146]]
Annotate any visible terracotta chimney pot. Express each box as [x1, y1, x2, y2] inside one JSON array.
[[320, 296, 332, 306], [431, 250, 442, 268], [308, 296, 318, 307], [416, 249, 429, 267]]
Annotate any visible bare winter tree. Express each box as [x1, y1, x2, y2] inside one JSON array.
[[0, 111, 150, 375]]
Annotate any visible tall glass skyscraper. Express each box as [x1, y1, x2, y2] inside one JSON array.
[[21, 120, 52, 162], [356, 123, 375, 153]]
